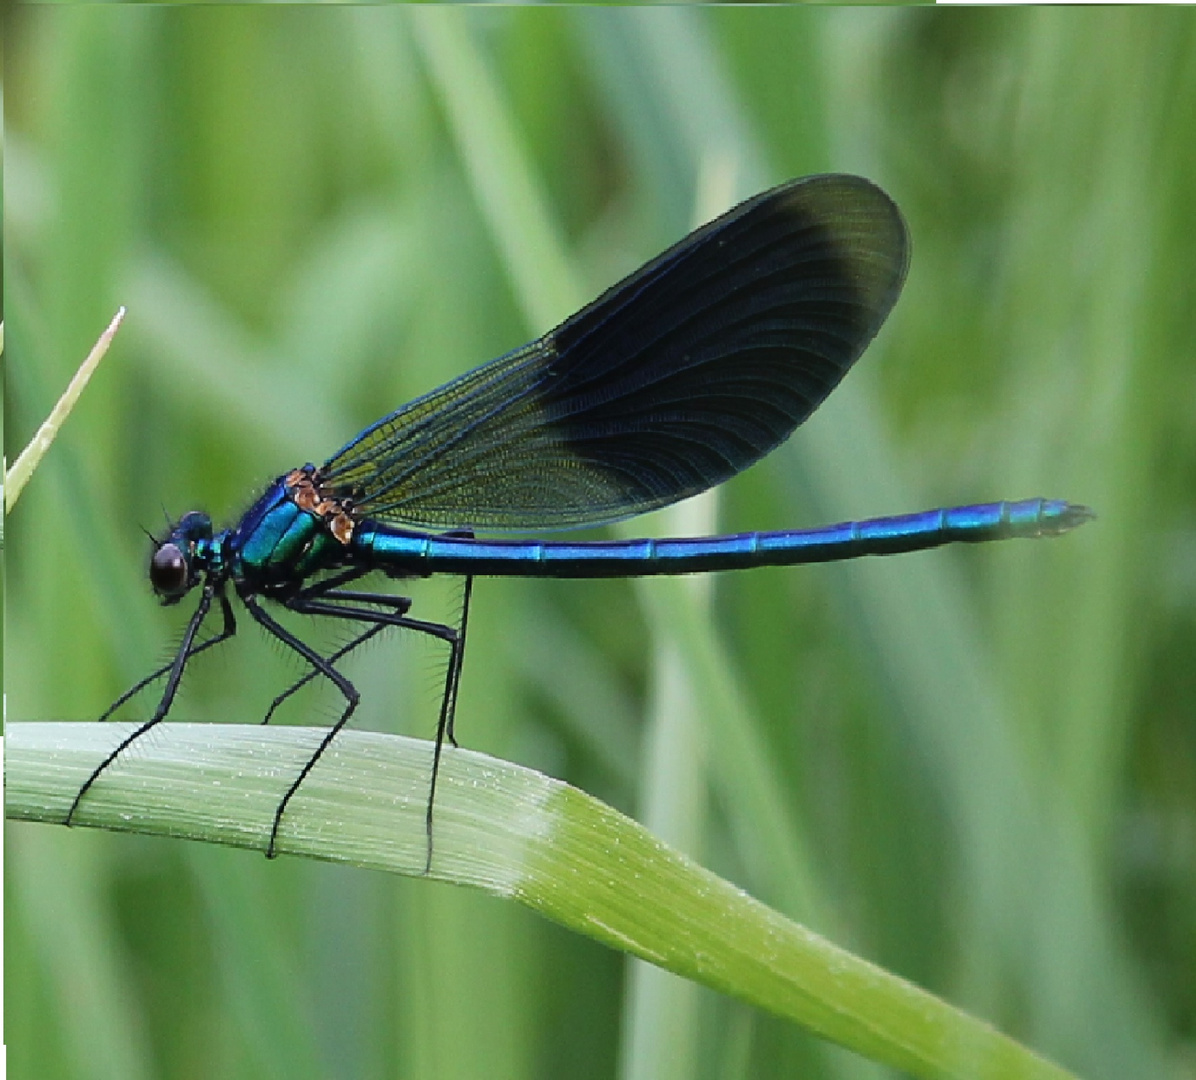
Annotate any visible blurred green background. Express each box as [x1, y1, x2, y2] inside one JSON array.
[[6, 7, 1195, 1080]]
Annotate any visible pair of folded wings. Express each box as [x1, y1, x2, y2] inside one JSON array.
[[320, 173, 909, 533]]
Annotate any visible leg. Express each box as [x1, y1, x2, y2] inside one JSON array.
[[443, 576, 473, 747], [260, 592, 412, 724], [238, 593, 364, 859], [67, 581, 227, 825], [288, 579, 474, 873], [424, 576, 473, 874], [259, 564, 413, 719], [96, 589, 238, 721]]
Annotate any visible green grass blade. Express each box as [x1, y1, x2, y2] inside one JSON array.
[[7, 721, 1080, 1080]]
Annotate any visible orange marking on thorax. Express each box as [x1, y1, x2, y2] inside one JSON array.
[[285, 469, 356, 545]]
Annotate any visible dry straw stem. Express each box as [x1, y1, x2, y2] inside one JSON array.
[[5, 307, 126, 513]]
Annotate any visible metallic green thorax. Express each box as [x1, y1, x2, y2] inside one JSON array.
[[227, 470, 348, 588]]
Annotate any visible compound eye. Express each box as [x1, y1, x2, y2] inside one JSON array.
[[150, 542, 189, 597]]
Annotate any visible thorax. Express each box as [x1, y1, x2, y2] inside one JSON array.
[[226, 467, 352, 590]]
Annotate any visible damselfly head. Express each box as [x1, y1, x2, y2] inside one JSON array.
[[149, 511, 213, 603]]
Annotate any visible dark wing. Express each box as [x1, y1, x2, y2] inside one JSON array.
[[320, 174, 909, 531]]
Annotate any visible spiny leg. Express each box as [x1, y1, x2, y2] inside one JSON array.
[[67, 582, 226, 825], [424, 576, 473, 873], [443, 576, 473, 748], [260, 623, 387, 725], [260, 592, 412, 724], [289, 581, 473, 873], [97, 590, 238, 721], [258, 564, 411, 723], [238, 591, 381, 858], [249, 585, 452, 858], [259, 600, 409, 727]]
